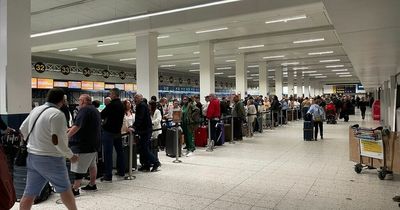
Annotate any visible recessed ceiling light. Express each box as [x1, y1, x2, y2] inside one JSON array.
[[157, 35, 170, 39], [308, 51, 334, 55], [158, 54, 173, 58], [31, 0, 240, 38], [248, 65, 259, 68], [97, 42, 119, 47], [263, 55, 285, 59], [214, 72, 224, 75], [302, 71, 317, 73], [225, 59, 236, 62], [339, 75, 352, 77], [119, 57, 136, 61], [196, 27, 228, 34], [293, 38, 325, 44], [216, 67, 232, 70], [336, 72, 351, 75], [160, 64, 176, 68], [250, 74, 259, 76], [193, 51, 200, 54], [58, 48, 77, 52], [238, 45, 264, 50], [191, 62, 200, 65], [326, 65, 344, 68], [293, 67, 309, 70], [331, 69, 348, 72], [319, 59, 341, 63], [309, 73, 323, 76], [315, 76, 328, 78], [189, 69, 200, 72], [281, 62, 299, 65], [268, 69, 276, 72], [265, 15, 307, 24], [227, 75, 236, 78]]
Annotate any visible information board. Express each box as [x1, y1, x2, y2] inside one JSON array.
[[81, 81, 94, 90], [359, 139, 384, 160], [68, 81, 82, 89], [54, 81, 68, 88], [93, 82, 105, 90], [31, 78, 37, 88], [37, 78, 54, 89]]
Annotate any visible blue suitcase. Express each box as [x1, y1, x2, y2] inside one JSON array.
[[303, 121, 314, 141]]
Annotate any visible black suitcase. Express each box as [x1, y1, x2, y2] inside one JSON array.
[[113, 136, 137, 172], [304, 121, 314, 141], [165, 128, 181, 157]]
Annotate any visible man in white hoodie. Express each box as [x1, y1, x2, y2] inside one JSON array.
[[19, 88, 79, 210]]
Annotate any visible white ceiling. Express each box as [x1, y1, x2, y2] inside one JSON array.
[[30, 0, 366, 86]]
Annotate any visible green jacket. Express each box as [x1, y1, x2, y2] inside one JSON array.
[[232, 101, 246, 118]]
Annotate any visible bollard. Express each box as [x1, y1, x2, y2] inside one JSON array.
[[124, 132, 136, 180], [173, 126, 182, 163], [230, 117, 235, 144]]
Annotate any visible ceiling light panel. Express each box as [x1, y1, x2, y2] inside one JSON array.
[[196, 27, 228, 34], [97, 42, 119, 47], [331, 69, 348, 72], [225, 60, 236, 62], [238, 45, 264, 50], [193, 51, 200, 54], [158, 54, 173, 58], [293, 38, 325, 44], [293, 67, 309, 70], [119, 57, 136, 61], [160, 64, 176, 68], [308, 51, 333, 55], [302, 71, 317, 73], [315, 76, 327, 78], [326, 65, 344, 68], [227, 75, 236, 78], [191, 63, 200, 65], [248, 65, 259, 68], [263, 55, 285, 59], [336, 72, 351, 75], [319, 59, 341, 63], [58, 48, 77, 52], [216, 67, 232, 70], [214, 72, 224, 75], [157, 35, 170, 39], [189, 69, 200, 72], [265, 15, 307, 24], [281, 62, 299, 65], [339, 75, 352, 77]]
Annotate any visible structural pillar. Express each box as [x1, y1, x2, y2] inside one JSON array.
[[199, 41, 215, 102], [381, 81, 389, 126], [275, 67, 283, 99], [136, 32, 158, 100], [258, 62, 268, 97], [304, 76, 310, 98], [235, 54, 246, 99], [287, 69, 294, 97], [0, 0, 31, 128], [389, 75, 397, 131]]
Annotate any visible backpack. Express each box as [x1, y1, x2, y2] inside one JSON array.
[[313, 106, 324, 122], [0, 147, 16, 210]]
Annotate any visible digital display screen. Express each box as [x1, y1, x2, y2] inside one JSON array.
[[81, 81, 94, 90], [37, 78, 54, 89], [125, 83, 134, 92], [94, 82, 105, 90], [31, 78, 37, 88], [105, 84, 115, 89], [68, 81, 82, 89], [115, 84, 124, 90], [53, 81, 68, 88]]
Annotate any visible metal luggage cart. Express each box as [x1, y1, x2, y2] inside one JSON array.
[[353, 126, 392, 180]]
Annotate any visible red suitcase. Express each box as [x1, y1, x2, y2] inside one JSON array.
[[195, 126, 208, 147]]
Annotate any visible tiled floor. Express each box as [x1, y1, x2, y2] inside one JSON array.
[[12, 109, 400, 209]]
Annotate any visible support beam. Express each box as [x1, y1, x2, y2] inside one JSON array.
[[136, 32, 158, 99], [199, 41, 215, 102], [235, 54, 246, 99]]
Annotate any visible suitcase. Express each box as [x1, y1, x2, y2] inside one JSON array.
[[242, 123, 249, 137], [165, 128, 182, 157], [224, 124, 232, 142], [113, 136, 137, 172], [303, 121, 314, 141], [215, 122, 224, 146], [195, 126, 208, 147]]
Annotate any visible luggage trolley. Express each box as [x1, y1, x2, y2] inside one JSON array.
[[352, 125, 392, 180]]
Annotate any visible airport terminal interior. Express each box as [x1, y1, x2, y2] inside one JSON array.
[[1, 0, 400, 209]]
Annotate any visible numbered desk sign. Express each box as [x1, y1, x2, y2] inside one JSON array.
[[359, 138, 384, 160], [60, 65, 70, 75], [34, 62, 46, 73]]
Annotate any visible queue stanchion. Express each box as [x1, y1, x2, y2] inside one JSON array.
[[271, 111, 275, 129], [124, 132, 136, 180], [206, 119, 214, 152], [173, 124, 182, 163], [230, 116, 235, 144], [279, 110, 283, 126], [291, 109, 294, 122]]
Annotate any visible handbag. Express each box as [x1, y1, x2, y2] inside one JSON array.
[[14, 106, 54, 166]]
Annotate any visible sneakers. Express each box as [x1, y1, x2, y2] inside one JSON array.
[[393, 195, 400, 202], [138, 166, 150, 172], [100, 177, 112, 183], [185, 151, 193, 157], [72, 188, 80, 197], [151, 162, 161, 172], [81, 184, 97, 191]]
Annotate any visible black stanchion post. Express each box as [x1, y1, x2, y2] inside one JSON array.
[[124, 132, 136, 180], [173, 125, 182, 163], [206, 119, 213, 152], [230, 116, 235, 144]]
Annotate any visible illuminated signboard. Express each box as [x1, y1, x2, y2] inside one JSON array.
[[115, 84, 124, 90], [53, 81, 68, 88], [125, 83, 134, 92], [68, 81, 82, 89], [94, 82, 105, 90], [31, 78, 37, 88], [105, 84, 115, 89], [81, 81, 94, 90], [37, 78, 54, 89]]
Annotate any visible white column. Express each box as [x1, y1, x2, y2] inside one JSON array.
[[309, 80, 316, 97], [304, 76, 310, 97], [275, 67, 283, 99], [235, 54, 246, 99], [200, 41, 215, 102], [381, 81, 389, 126], [0, 0, 31, 126], [287, 69, 294, 97], [136, 32, 158, 100], [258, 62, 267, 97], [389, 76, 396, 131]]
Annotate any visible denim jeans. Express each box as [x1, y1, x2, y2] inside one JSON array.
[[102, 130, 125, 179]]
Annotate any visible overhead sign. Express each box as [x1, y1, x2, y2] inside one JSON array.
[[93, 82, 105, 90], [31, 78, 37, 88], [54, 81, 68, 88], [34, 62, 46, 73], [81, 81, 94, 90], [37, 78, 53, 89], [68, 81, 82, 89]]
